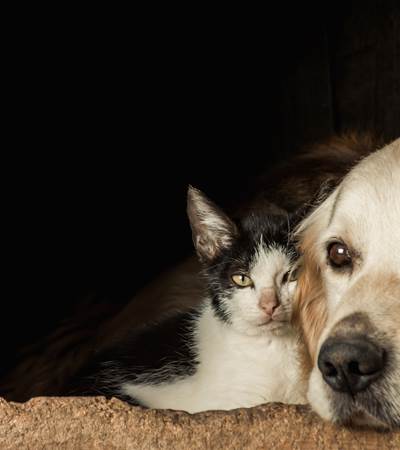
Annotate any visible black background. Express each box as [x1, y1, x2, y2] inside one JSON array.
[[4, 1, 399, 377]]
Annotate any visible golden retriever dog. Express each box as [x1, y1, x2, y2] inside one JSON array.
[[295, 137, 400, 428]]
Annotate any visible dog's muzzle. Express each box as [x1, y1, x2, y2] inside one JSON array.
[[318, 336, 386, 394]]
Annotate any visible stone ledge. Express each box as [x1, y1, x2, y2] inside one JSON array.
[[0, 397, 398, 449]]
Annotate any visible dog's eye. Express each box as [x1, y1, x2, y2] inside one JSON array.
[[231, 274, 253, 288], [328, 242, 352, 268]]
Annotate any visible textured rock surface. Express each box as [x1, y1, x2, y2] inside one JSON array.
[[0, 397, 399, 449]]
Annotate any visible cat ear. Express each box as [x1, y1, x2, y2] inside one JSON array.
[[187, 186, 238, 263]]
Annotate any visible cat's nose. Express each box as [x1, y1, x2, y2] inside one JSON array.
[[259, 289, 279, 316]]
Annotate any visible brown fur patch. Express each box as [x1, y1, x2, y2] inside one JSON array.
[[292, 252, 327, 377]]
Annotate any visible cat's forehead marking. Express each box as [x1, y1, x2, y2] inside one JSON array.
[[250, 241, 290, 285]]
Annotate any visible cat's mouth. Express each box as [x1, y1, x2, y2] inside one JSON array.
[[256, 318, 288, 328], [255, 321, 289, 336], [257, 320, 271, 327], [271, 310, 289, 322], [255, 308, 290, 329]]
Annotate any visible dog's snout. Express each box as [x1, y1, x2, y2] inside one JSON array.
[[318, 338, 385, 394]]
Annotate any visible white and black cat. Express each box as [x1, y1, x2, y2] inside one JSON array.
[[77, 187, 307, 412]]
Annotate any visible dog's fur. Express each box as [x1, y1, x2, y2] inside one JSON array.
[[294, 137, 400, 428]]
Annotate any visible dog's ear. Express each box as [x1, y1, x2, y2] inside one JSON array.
[[292, 252, 328, 370], [187, 186, 238, 263], [314, 178, 340, 206], [295, 177, 340, 223], [292, 191, 332, 371]]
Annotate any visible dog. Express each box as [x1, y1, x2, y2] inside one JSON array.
[[294, 137, 400, 428]]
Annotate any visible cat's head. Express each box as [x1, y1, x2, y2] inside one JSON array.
[[187, 186, 298, 337]]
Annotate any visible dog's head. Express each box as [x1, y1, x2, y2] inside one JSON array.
[[294, 138, 400, 428]]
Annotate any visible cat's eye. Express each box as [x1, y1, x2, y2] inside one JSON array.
[[282, 268, 298, 283], [231, 274, 253, 288], [327, 242, 352, 268]]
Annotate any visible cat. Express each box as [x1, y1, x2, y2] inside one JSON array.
[[75, 186, 307, 412]]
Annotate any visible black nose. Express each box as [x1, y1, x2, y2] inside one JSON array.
[[318, 338, 385, 394]]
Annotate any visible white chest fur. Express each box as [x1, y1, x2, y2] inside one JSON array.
[[121, 305, 306, 413]]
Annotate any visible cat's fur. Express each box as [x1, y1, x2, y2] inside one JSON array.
[[76, 187, 307, 412]]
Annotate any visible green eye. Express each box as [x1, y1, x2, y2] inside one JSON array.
[[231, 274, 253, 288]]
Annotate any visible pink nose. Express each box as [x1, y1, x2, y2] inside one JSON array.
[[259, 289, 279, 316]]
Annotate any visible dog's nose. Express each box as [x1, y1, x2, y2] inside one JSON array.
[[318, 338, 385, 394]]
